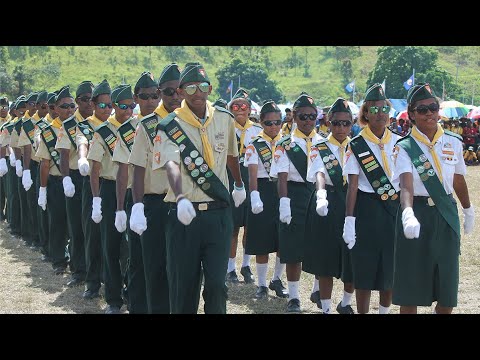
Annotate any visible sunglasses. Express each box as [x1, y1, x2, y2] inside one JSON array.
[[263, 120, 282, 127], [58, 103, 76, 109], [160, 87, 177, 96], [297, 113, 317, 121], [183, 82, 209, 96], [1, 105, 9, 110], [331, 120, 352, 127], [414, 103, 439, 114], [137, 93, 159, 100], [77, 96, 91, 103], [231, 103, 249, 111], [369, 105, 390, 114], [116, 102, 136, 110], [96, 102, 113, 109], [49, 105, 56, 110]]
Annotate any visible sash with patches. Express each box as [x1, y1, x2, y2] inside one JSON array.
[[95, 124, 117, 156], [397, 136, 460, 238], [278, 136, 310, 183], [235, 134, 245, 163], [40, 125, 61, 172], [349, 136, 398, 216], [14, 118, 23, 135], [35, 118, 50, 131], [78, 120, 94, 142], [314, 142, 346, 197], [117, 120, 136, 153], [22, 118, 37, 147], [141, 115, 159, 145], [158, 114, 231, 204], [252, 137, 273, 178], [63, 116, 79, 150], [4, 121, 15, 135]]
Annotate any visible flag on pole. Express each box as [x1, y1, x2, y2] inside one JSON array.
[[345, 81, 355, 93], [226, 80, 233, 94], [403, 74, 414, 90]]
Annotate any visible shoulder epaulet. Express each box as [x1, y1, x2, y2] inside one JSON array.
[[214, 105, 234, 118], [252, 122, 262, 129], [63, 115, 76, 126], [312, 137, 328, 147], [349, 133, 362, 144], [444, 129, 463, 141], [94, 122, 108, 132], [118, 117, 133, 129], [251, 135, 262, 143], [140, 112, 158, 125], [277, 134, 291, 146], [158, 112, 177, 131], [395, 134, 411, 145]]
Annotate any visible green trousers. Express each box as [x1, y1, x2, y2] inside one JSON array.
[[228, 166, 250, 228], [25, 161, 39, 246], [18, 159, 32, 244], [0, 168, 6, 220], [47, 175, 69, 269], [166, 205, 233, 314], [8, 163, 21, 234], [36, 162, 50, 256], [66, 170, 86, 280]]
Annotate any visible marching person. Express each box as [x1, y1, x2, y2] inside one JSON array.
[[392, 83, 475, 314], [243, 100, 288, 299], [304, 97, 355, 314], [281, 107, 293, 135], [342, 83, 400, 314], [0, 96, 11, 220]]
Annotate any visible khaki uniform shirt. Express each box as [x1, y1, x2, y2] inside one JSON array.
[[74, 115, 104, 176], [9, 118, 22, 151], [0, 116, 12, 148], [87, 120, 120, 181], [55, 115, 87, 170], [17, 115, 42, 163], [112, 117, 140, 189], [35, 124, 62, 176]]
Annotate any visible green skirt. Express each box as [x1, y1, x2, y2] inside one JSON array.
[[228, 165, 250, 228], [278, 181, 315, 264], [393, 196, 460, 307], [245, 178, 279, 255], [303, 186, 353, 282]]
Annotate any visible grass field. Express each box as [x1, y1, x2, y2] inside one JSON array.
[[1, 166, 479, 314]]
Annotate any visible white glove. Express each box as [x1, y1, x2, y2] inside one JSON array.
[[232, 182, 247, 207], [78, 157, 90, 176], [343, 216, 356, 248], [22, 169, 33, 191], [0, 158, 8, 177], [130, 203, 147, 235], [315, 189, 329, 216], [91, 196, 102, 223], [250, 190, 264, 214], [115, 210, 127, 233], [9, 151, 16, 166], [401, 207, 421, 239], [279, 197, 292, 224], [38, 186, 47, 211], [462, 205, 475, 235], [177, 198, 196, 225], [15, 159, 23, 177], [62, 176, 75, 197]]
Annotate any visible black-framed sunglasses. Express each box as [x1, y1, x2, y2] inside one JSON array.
[[159, 87, 177, 97], [116, 102, 136, 110], [77, 96, 91, 103], [137, 93, 160, 100], [183, 82, 209, 96], [262, 120, 282, 127], [231, 103, 249, 111], [58, 103, 76, 109], [413, 103, 439, 114], [96, 102, 113, 109], [331, 120, 352, 127], [369, 105, 390, 114], [297, 113, 317, 121]]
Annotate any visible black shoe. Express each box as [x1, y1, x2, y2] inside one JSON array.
[[240, 266, 255, 284], [83, 289, 100, 300], [268, 279, 289, 298], [310, 290, 321, 308], [105, 305, 121, 314], [336, 302, 355, 314], [225, 270, 239, 283], [67, 278, 84, 288], [255, 286, 269, 299], [54, 267, 66, 275], [286, 298, 301, 313]]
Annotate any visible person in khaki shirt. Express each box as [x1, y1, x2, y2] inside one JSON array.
[[36, 87, 71, 275], [0, 96, 11, 221], [152, 62, 246, 314], [127, 66, 181, 314]]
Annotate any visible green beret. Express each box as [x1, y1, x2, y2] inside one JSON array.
[[179, 62, 210, 86], [47, 92, 57, 105], [293, 92, 317, 110], [231, 87, 252, 105], [260, 100, 281, 115], [36, 91, 48, 103], [76, 80, 94, 97], [15, 95, 27, 109], [212, 98, 228, 109], [112, 84, 133, 103], [25, 92, 38, 103], [364, 83, 386, 101], [135, 71, 157, 90], [0, 96, 8, 106], [92, 79, 111, 98], [328, 97, 352, 115], [158, 63, 181, 86], [407, 83, 436, 104], [55, 86, 73, 102]]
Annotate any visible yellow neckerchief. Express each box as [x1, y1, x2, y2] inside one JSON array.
[[24, 110, 31, 119], [360, 125, 392, 177], [293, 128, 317, 158], [45, 113, 54, 123], [282, 122, 292, 135], [88, 114, 105, 128], [320, 124, 329, 133], [411, 124, 444, 183], [50, 117, 63, 129], [108, 115, 122, 129], [235, 119, 255, 155], [174, 99, 215, 168], [328, 133, 351, 184], [154, 102, 170, 119], [0, 114, 11, 123], [258, 130, 282, 149], [31, 111, 41, 122], [74, 109, 85, 123]]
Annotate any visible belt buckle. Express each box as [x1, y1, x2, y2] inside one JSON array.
[[198, 203, 208, 211], [427, 197, 435, 207]]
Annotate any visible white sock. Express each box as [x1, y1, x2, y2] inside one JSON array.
[[379, 305, 391, 314], [242, 253, 251, 268], [272, 256, 285, 281], [321, 299, 332, 314], [341, 291, 353, 307], [288, 281, 300, 300], [227, 258, 236, 273], [311, 278, 319, 294], [256, 263, 268, 287]]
